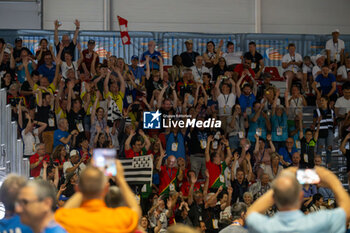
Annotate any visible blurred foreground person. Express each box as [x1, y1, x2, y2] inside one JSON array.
[[55, 162, 141, 232], [0, 174, 32, 233], [246, 167, 350, 233]]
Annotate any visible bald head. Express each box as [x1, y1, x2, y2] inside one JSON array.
[[167, 155, 177, 168], [78, 166, 107, 199], [272, 171, 302, 210]]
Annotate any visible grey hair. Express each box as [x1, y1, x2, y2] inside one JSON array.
[[243, 191, 253, 200], [231, 202, 247, 221], [35, 143, 45, 153], [0, 174, 26, 212], [26, 180, 57, 211], [272, 171, 302, 209]]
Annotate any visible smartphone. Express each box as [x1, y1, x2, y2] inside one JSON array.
[[296, 169, 320, 184], [92, 148, 117, 176]]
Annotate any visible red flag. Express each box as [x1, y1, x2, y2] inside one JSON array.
[[117, 16, 131, 45]]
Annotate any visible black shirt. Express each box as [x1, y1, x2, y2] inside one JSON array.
[[67, 109, 86, 132], [188, 128, 209, 155], [180, 51, 200, 67], [56, 41, 76, 61], [203, 204, 221, 233], [300, 137, 316, 168], [36, 105, 57, 131], [13, 47, 33, 60], [188, 203, 204, 227], [243, 51, 263, 74], [231, 178, 249, 203], [344, 149, 350, 172]]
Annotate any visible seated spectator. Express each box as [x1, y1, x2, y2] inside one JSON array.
[[16, 180, 66, 233], [222, 41, 242, 70], [191, 56, 209, 83], [55, 164, 141, 232], [53, 118, 78, 150], [203, 40, 223, 70], [42, 161, 59, 189], [302, 56, 314, 94], [249, 173, 271, 200], [335, 82, 350, 138], [302, 183, 317, 209], [180, 40, 199, 68], [287, 85, 307, 121], [278, 138, 298, 167], [37, 53, 56, 83], [313, 95, 335, 168], [243, 192, 253, 208], [263, 152, 283, 181], [141, 40, 162, 70], [312, 54, 326, 80], [282, 43, 303, 93], [290, 152, 302, 168], [326, 29, 345, 66], [54, 19, 79, 61], [51, 144, 67, 176], [337, 57, 350, 86], [340, 133, 350, 189], [309, 193, 325, 212], [29, 143, 50, 177], [312, 65, 337, 102], [0, 174, 32, 233], [168, 55, 185, 83], [63, 149, 86, 178], [243, 41, 264, 79], [234, 57, 255, 85]]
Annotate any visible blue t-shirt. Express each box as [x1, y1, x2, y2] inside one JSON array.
[[128, 65, 145, 83], [0, 215, 32, 233], [278, 147, 298, 164], [238, 94, 256, 113], [53, 129, 70, 149], [166, 132, 185, 159], [43, 221, 67, 233], [315, 73, 337, 95], [271, 113, 288, 142], [247, 208, 346, 233], [16, 62, 34, 84], [141, 50, 162, 70], [248, 114, 267, 142], [38, 64, 57, 83]]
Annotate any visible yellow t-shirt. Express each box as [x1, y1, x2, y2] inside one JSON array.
[[105, 91, 124, 112]]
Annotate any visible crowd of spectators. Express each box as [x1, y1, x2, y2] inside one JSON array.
[[0, 20, 350, 232]]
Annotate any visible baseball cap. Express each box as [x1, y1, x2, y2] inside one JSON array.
[[69, 149, 79, 157], [88, 39, 95, 44], [15, 38, 22, 43], [131, 55, 139, 60], [4, 48, 11, 54], [315, 54, 324, 61], [185, 39, 193, 44], [332, 29, 340, 33]]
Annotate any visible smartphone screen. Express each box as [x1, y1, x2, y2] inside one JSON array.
[[296, 169, 320, 184], [93, 148, 117, 176]]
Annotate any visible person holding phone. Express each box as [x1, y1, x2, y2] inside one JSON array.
[[55, 161, 141, 232], [246, 166, 350, 233]]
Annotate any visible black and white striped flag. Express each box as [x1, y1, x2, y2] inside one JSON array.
[[119, 155, 153, 186]]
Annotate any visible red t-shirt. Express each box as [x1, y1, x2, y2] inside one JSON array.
[[29, 153, 50, 177], [159, 165, 178, 195], [234, 64, 256, 87], [206, 161, 222, 188], [125, 148, 144, 159]]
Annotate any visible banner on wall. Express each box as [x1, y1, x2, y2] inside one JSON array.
[[117, 16, 131, 45]]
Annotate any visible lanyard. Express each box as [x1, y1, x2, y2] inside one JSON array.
[[224, 94, 230, 106], [167, 168, 174, 180], [259, 149, 266, 163], [196, 67, 202, 77]]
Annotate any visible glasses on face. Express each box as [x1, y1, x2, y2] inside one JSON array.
[[16, 198, 40, 207]]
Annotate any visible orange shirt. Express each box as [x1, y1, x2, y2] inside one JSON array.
[[55, 199, 138, 233]]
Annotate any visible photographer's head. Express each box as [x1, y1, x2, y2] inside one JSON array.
[[78, 166, 108, 200], [272, 171, 303, 210]]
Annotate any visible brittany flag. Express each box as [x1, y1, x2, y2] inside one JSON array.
[[117, 16, 131, 45]]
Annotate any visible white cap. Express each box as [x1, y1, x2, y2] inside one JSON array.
[[315, 54, 324, 61], [3, 48, 10, 54], [332, 29, 340, 33], [69, 149, 79, 157]]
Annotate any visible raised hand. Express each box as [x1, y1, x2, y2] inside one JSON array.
[[54, 20, 61, 29], [74, 19, 80, 28], [190, 173, 197, 184]]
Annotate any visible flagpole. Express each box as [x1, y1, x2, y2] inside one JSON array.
[[117, 15, 127, 59]]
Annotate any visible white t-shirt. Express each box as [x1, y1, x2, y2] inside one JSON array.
[[326, 39, 345, 62], [61, 61, 79, 80], [63, 161, 86, 178], [191, 65, 210, 83], [335, 96, 350, 116], [222, 51, 243, 66], [282, 53, 303, 73], [337, 65, 350, 80], [312, 66, 322, 79], [22, 128, 39, 156], [302, 64, 313, 74], [217, 93, 236, 116]]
